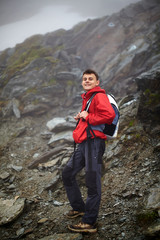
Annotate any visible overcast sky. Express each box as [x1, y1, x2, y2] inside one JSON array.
[[0, 0, 140, 51]]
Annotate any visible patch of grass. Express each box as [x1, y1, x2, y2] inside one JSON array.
[[135, 133, 140, 139], [129, 120, 135, 127], [8, 45, 52, 72], [2, 42, 54, 85]]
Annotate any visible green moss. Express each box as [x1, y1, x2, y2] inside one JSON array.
[[2, 44, 54, 85], [55, 44, 64, 51], [26, 87, 37, 94], [0, 100, 8, 111], [0, 73, 8, 86], [129, 120, 135, 127], [73, 21, 86, 33], [0, 34, 63, 89], [41, 78, 57, 87], [53, 29, 66, 37], [0, 49, 9, 64], [15, 34, 43, 52], [67, 80, 74, 86], [144, 89, 160, 106], [44, 56, 58, 64], [32, 99, 39, 105], [135, 133, 140, 139], [137, 210, 158, 227], [148, 93, 160, 105], [8, 45, 52, 69], [144, 88, 151, 95], [49, 78, 57, 85]]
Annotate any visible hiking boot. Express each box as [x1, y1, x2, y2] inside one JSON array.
[[68, 221, 97, 233], [65, 210, 84, 219]]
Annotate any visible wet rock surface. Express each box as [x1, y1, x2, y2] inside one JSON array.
[[0, 66, 159, 240]]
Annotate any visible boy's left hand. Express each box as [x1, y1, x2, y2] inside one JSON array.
[[79, 111, 88, 120]]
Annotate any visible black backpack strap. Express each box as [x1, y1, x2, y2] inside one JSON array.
[[85, 93, 98, 139], [85, 92, 97, 112]]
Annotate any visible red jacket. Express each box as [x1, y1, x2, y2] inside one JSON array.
[[73, 86, 116, 143]]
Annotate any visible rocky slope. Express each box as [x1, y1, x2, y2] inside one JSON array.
[[0, 0, 160, 239]]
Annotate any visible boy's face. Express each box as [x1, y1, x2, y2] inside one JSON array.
[[82, 73, 99, 92]]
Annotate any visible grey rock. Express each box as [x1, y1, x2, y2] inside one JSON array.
[[53, 200, 63, 206], [39, 158, 59, 168], [22, 103, 49, 116], [145, 222, 160, 237], [126, 125, 143, 134], [1, 100, 13, 117], [7, 184, 16, 190], [146, 188, 160, 210], [0, 198, 25, 225], [135, 64, 160, 92], [12, 98, 21, 118], [49, 122, 75, 133], [55, 71, 78, 81], [48, 131, 73, 147], [39, 233, 83, 240], [11, 165, 23, 172], [0, 172, 10, 180], [41, 131, 52, 139], [45, 175, 59, 191], [16, 227, 25, 236], [15, 127, 26, 137], [46, 117, 66, 131], [154, 142, 160, 152], [122, 191, 137, 199], [9, 176, 15, 184], [117, 216, 127, 223]]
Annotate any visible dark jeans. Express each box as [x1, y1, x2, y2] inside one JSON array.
[[62, 138, 105, 225]]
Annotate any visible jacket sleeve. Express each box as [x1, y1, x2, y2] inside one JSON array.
[[85, 93, 115, 125]]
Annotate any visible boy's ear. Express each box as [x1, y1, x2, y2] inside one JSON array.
[[96, 80, 100, 86]]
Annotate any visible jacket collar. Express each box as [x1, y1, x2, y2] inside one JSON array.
[[81, 86, 105, 100]]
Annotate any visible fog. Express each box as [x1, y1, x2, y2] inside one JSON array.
[[0, 0, 140, 51]]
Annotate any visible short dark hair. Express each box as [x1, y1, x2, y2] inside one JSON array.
[[83, 69, 99, 80]]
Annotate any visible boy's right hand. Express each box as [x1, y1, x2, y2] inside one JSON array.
[[74, 112, 81, 121]]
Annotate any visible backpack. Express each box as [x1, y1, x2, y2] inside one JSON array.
[[85, 93, 120, 139]]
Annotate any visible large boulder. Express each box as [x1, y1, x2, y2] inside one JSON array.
[[135, 64, 160, 123]]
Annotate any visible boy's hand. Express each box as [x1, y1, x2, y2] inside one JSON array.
[[74, 112, 81, 121], [79, 111, 88, 120], [74, 111, 88, 121]]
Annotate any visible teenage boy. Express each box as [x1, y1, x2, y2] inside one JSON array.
[[62, 69, 115, 233]]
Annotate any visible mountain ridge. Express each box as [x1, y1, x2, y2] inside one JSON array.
[[0, 0, 160, 106]]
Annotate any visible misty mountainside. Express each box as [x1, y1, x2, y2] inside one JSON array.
[[0, 0, 160, 116], [0, 0, 160, 240]]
